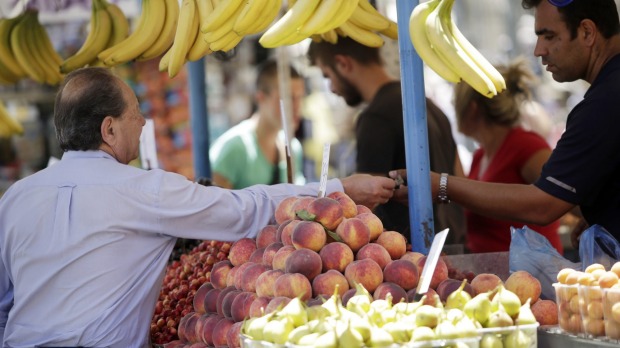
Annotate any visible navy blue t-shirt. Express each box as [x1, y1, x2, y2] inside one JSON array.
[[534, 54, 620, 240]]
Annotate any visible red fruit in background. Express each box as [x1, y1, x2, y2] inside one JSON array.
[[415, 256, 449, 290], [262, 242, 283, 267], [376, 231, 407, 260], [212, 318, 235, 348], [373, 282, 407, 303], [336, 217, 371, 252], [344, 259, 383, 294]]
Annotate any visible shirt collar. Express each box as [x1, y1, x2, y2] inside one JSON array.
[[61, 150, 117, 161]]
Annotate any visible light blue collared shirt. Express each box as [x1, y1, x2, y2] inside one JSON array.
[[0, 150, 342, 348]]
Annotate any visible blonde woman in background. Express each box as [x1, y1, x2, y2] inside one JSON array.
[[454, 57, 563, 254]]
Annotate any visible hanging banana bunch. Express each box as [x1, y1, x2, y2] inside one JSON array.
[[409, 0, 505, 98], [0, 101, 23, 138]]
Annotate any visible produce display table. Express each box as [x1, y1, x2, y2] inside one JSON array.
[[538, 326, 620, 347]]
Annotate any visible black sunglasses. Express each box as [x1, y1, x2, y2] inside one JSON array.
[[548, 0, 573, 7]]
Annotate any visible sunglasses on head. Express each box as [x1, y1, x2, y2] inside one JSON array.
[[548, 0, 573, 7]]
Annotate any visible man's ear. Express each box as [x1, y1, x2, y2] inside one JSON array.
[[100, 116, 115, 144], [580, 19, 597, 46], [334, 55, 353, 73]]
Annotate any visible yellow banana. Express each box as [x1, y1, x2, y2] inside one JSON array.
[[348, 0, 390, 32], [212, 32, 243, 52], [103, 1, 130, 47], [233, 0, 268, 35], [0, 17, 26, 78], [200, 0, 244, 34], [409, 0, 460, 83], [0, 59, 19, 84], [259, 0, 321, 48], [27, 18, 58, 85], [298, 0, 342, 36], [159, 48, 172, 72], [187, 1, 213, 62], [99, 0, 166, 66], [204, 3, 243, 44], [0, 120, 13, 138], [242, 0, 282, 36], [11, 13, 46, 84], [380, 19, 398, 40], [138, 0, 180, 61], [0, 101, 23, 136], [61, 0, 112, 73], [426, 0, 496, 97], [168, 0, 199, 78], [321, 29, 338, 44], [338, 20, 384, 48], [443, 4, 506, 92], [31, 17, 64, 85], [320, 0, 359, 33]]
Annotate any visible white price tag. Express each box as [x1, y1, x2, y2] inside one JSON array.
[[317, 143, 331, 198]]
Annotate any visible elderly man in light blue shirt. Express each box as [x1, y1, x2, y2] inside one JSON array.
[[0, 67, 396, 347]]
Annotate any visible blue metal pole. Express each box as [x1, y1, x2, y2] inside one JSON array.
[[396, 0, 434, 253], [187, 59, 211, 179]]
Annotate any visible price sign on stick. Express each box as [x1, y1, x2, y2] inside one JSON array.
[[279, 100, 293, 183], [317, 143, 331, 198]]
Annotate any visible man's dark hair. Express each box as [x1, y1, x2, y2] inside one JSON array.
[[522, 0, 620, 39], [307, 37, 383, 68], [54, 67, 126, 151], [256, 59, 302, 94]]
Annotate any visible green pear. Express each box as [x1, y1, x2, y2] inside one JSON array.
[[379, 308, 397, 325], [454, 316, 479, 338], [504, 328, 532, 348], [263, 316, 294, 344], [446, 279, 473, 310], [434, 320, 459, 339], [337, 320, 365, 348], [370, 298, 392, 312], [244, 311, 274, 340], [367, 326, 395, 347], [315, 328, 338, 348], [485, 303, 514, 328], [279, 296, 308, 327], [393, 300, 422, 315], [415, 304, 442, 328], [347, 294, 372, 313], [410, 326, 436, 342], [480, 333, 504, 348], [492, 285, 521, 317], [296, 332, 322, 346], [321, 292, 342, 318], [382, 321, 412, 343], [515, 298, 537, 325], [307, 305, 331, 321], [349, 315, 372, 342], [464, 291, 493, 324], [445, 308, 465, 323], [288, 324, 314, 345]]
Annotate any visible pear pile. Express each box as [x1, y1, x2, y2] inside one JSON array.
[[242, 283, 479, 347]]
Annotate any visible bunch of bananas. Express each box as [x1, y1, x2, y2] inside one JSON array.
[[62, 0, 129, 72], [259, 0, 398, 48], [409, 0, 505, 98], [0, 101, 23, 138], [0, 10, 63, 85]]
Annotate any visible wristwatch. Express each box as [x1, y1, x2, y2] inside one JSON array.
[[438, 173, 450, 203]]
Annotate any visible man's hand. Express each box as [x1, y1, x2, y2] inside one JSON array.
[[341, 174, 396, 210], [388, 169, 409, 206]]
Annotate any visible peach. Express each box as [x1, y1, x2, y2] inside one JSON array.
[[248, 296, 271, 318], [203, 288, 221, 314], [232, 292, 257, 323], [400, 251, 425, 267], [275, 196, 299, 224], [344, 259, 384, 293], [249, 248, 266, 264], [255, 269, 285, 298], [228, 238, 257, 267], [376, 231, 407, 259], [312, 269, 349, 298], [193, 282, 214, 314], [291, 220, 327, 252], [336, 217, 371, 252], [342, 288, 357, 306], [284, 248, 322, 281], [599, 271, 619, 288], [307, 296, 327, 307], [241, 263, 270, 293], [373, 282, 407, 303], [163, 341, 185, 348], [274, 272, 313, 301], [292, 196, 316, 216], [198, 315, 223, 346], [216, 286, 237, 317], [271, 245, 296, 271], [265, 296, 292, 314], [436, 278, 474, 302], [226, 321, 244, 348], [183, 312, 203, 343], [178, 312, 197, 343], [415, 256, 449, 290], [470, 273, 503, 296], [383, 259, 419, 291], [210, 260, 234, 289], [327, 191, 358, 218], [505, 270, 542, 305], [277, 219, 302, 246], [307, 197, 344, 230], [356, 243, 391, 270], [256, 224, 278, 249], [221, 290, 243, 319], [262, 242, 283, 266], [233, 262, 257, 290], [319, 242, 354, 273], [356, 204, 372, 215], [557, 268, 577, 284], [225, 266, 238, 288], [407, 288, 440, 306], [356, 212, 384, 241], [212, 318, 235, 348]]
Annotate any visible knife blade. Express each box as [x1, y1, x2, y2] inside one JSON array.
[[414, 228, 449, 301]]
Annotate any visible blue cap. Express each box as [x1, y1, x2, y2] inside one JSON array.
[[548, 0, 573, 7]]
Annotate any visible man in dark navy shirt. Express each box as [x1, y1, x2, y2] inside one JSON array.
[[392, 0, 620, 245]]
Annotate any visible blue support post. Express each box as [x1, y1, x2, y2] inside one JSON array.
[[396, 0, 434, 253], [187, 59, 211, 179]]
